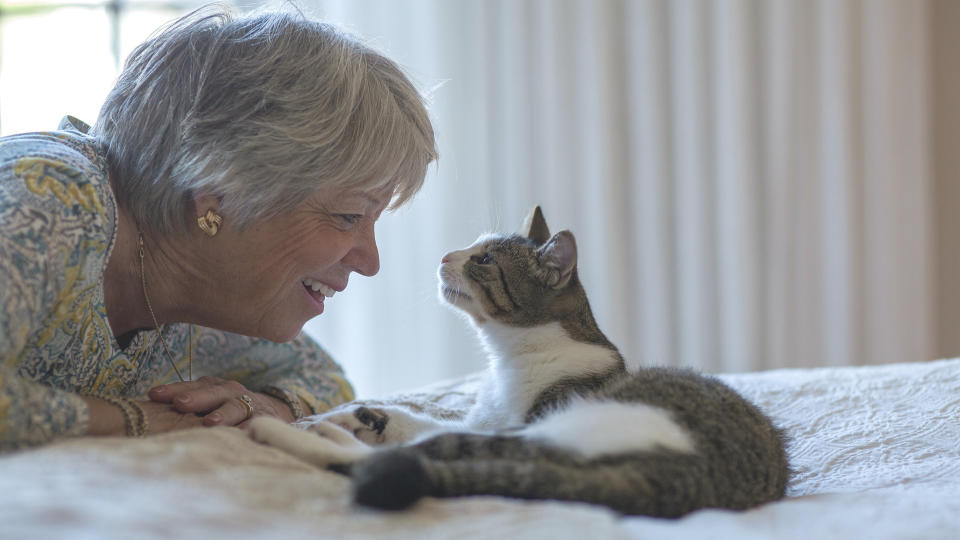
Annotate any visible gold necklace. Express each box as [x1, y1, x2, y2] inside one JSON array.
[[138, 232, 192, 382]]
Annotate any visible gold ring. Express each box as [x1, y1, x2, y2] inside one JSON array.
[[238, 394, 255, 421]]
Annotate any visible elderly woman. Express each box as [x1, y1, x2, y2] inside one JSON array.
[[0, 6, 436, 452]]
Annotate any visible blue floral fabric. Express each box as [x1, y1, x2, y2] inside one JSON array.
[[0, 117, 354, 452]]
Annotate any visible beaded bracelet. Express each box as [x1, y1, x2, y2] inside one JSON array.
[[92, 394, 149, 437], [128, 399, 149, 437], [262, 387, 306, 421]]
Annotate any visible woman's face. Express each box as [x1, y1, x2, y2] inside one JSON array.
[[204, 186, 390, 342]]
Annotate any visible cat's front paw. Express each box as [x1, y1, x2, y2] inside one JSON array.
[[319, 405, 392, 445], [249, 416, 373, 468], [309, 403, 448, 445], [248, 415, 292, 447]]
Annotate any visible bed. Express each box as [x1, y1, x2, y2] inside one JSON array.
[[2, 358, 958, 539]]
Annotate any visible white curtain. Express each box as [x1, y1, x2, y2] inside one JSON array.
[[300, 0, 935, 397]]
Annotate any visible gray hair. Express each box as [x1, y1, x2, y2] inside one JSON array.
[[93, 4, 437, 233]]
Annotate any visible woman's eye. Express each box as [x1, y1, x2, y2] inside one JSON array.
[[337, 214, 363, 226], [471, 253, 492, 265]]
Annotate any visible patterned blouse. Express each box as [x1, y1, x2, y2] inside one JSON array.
[[0, 117, 355, 452]]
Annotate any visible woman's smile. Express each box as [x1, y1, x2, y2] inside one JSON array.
[[301, 278, 339, 314], [302, 278, 337, 298]]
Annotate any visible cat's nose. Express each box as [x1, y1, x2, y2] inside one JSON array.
[[441, 252, 453, 264]]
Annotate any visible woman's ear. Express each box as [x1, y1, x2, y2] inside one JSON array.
[[192, 193, 221, 218]]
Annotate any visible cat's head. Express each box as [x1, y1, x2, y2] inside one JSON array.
[[437, 207, 585, 327]]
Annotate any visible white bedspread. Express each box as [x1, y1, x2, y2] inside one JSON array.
[[1, 359, 958, 540]]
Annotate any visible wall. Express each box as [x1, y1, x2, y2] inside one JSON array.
[[932, 0, 960, 359]]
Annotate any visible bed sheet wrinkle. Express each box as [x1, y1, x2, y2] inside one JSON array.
[[0, 359, 958, 539], [721, 359, 960, 500]]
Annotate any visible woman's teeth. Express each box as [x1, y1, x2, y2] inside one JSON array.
[[302, 278, 336, 298]]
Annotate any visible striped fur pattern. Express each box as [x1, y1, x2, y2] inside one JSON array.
[[250, 207, 790, 517]]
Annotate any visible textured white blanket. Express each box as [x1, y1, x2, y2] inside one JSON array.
[[1, 359, 958, 540]]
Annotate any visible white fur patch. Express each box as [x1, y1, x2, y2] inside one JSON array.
[[520, 400, 696, 458], [467, 321, 623, 429], [249, 416, 373, 467]]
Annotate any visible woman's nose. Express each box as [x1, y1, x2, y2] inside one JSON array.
[[348, 226, 380, 277], [356, 246, 380, 277]]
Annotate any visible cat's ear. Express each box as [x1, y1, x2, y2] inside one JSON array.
[[521, 206, 551, 245], [537, 230, 577, 289]]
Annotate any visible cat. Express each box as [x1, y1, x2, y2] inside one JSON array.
[[249, 206, 790, 518]]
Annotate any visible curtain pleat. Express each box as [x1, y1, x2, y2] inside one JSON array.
[[301, 0, 934, 397]]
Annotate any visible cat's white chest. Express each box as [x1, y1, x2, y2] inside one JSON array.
[[466, 321, 622, 429], [465, 377, 529, 428]]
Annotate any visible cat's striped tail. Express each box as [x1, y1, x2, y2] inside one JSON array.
[[350, 431, 782, 517]]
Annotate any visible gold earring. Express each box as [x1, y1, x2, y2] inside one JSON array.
[[197, 209, 223, 237]]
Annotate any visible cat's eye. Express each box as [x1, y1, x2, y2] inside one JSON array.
[[471, 253, 492, 265]]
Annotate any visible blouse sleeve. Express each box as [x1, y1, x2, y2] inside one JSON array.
[[0, 145, 109, 451], [190, 327, 355, 418], [0, 364, 89, 452]]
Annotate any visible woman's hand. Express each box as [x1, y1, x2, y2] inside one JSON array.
[[139, 400, 207, 433], [83, 396, 205, 436], [147, 376, 296, 427]]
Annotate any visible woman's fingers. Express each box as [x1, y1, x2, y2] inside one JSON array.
[[138, 400, 205, 434], [148, 378, 295, 428], [203, 394, 256, 427], [174, 379, 247, 413], [204, 393, 295, 427], [147, 382, 182, 403], [148, 375, 220, 403], [149, 376, 248, 414]]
